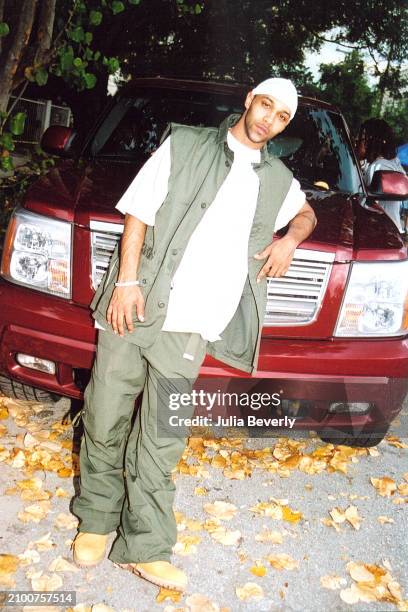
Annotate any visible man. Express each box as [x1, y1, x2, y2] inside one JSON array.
[[72, 78, 316, 591]]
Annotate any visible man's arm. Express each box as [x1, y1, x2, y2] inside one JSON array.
[[255, 201, 316, 281], [107, 213, 147, 336]]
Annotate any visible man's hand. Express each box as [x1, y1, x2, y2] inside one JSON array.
[[107, 285, 145, 337], [255, 235, 297, 281]]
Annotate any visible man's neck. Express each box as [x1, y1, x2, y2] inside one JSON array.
[[229, 115, 264, 151]]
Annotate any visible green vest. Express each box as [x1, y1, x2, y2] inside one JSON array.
[[91, 114, 293, 374]]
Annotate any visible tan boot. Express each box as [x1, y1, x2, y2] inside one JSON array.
[[118, 560, 187, 592], [72, 532, 109, 567]]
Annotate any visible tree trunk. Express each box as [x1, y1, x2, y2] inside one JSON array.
[[0, 0, 37, 112], [35, 0, 56, 63], [0, 0, 5, 57]]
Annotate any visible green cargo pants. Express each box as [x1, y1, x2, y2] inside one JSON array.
[[72, 328, 207, 564]]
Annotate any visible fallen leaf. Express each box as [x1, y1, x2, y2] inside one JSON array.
[[31, 573, 63, 591], [235, 582, 264, 601], [18, 500, 51, 523], [345, 505, 363, 530], [250, 564, 267, 577], [203, 501, 237, 521], [397, 483, 408, 496], [267, 554, 299, 571], [54, 513, 78, 530], [30, 532, 55, 552], [185, 592, 220, 611], [378, 516, 394, 524], [385, 436, 408, 449], [210, 528, 241, 546], [194, 486, 208, 496], [371, 477, 397, 497], [0, 553, 20, 575], [320, 574, 347, 590], [255, 529, 283, 544], [281, 505, 303, 523], [173, 534, 201, 556], [48, 556, 80, 572], [156, 587, 182, 603], [340, 585, 360, 604], [18, 549, 41, 565]]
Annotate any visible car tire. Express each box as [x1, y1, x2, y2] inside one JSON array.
[[318, 424, 390, 448], [0, 375, 61, 405]]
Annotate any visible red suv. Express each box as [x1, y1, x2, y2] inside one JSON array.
[[1, 78, 407, 446]]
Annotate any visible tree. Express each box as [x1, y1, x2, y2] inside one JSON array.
[[318, 50, 378, 134], [0, 0, 141, 170], [312, 0, 408, 115]]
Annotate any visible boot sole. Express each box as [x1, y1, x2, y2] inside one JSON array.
[[73, 550, 105, 568], [114, 562, 186, 592]]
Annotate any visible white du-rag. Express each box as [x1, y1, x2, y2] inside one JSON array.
[[252, 77, 298, 120]]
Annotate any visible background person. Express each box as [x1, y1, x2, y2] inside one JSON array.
[[357, 118, 406, 234]]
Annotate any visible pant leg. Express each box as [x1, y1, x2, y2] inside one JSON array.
[[72, 330, 147, 534], [109, 331, 207, 563]]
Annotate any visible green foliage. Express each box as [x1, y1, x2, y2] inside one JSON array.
[[0, 22, 9, 37], [317, 51, 378, 134], [89, 10, 103, 26], [34, 67, 49, 86], [10, 113, 26, 136], [112, 1, 125, 14]]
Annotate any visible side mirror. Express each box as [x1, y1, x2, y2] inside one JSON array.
[[368, 170, 408, 201], [40, 125, 77, 157]]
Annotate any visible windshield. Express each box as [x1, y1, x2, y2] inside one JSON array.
[[89, 88, 363, 194]]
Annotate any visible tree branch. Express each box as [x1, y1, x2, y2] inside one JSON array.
[[0, 0, 5, 57], [35, 0, 56, 64], [0, 0, 37, 112]]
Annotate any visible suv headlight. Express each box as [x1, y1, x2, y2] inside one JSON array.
[[335, 261, 408, 337], [1, 208, 72, 298]]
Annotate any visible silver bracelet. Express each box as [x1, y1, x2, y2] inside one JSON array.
[[114, 280, 140, 287]]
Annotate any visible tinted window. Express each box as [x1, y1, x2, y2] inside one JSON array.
[[89, 88, 362, 194]]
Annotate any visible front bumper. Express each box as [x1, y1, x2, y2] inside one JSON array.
[[0, 280, 407, 431]]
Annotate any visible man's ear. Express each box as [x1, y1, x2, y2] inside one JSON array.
[[244, 91, 255, 110]]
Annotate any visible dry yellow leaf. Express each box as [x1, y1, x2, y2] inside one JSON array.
[[347, 562, 377, 583], [57, 467, 73, 478], [223, 467, 247, 480], [0, 553, 20, 575], [235, 582, 264, 601], [255, 529, 283, 544], [329, 508, 347, 524], [344, 505, 363, 530], [378, 516, 394, 525], [17, 477, 43, 491], [156, 587, 182, 603], [31, 572, 63, 591], [210, 528, 241, 546], [397, 483, 408, 495], [281, 505, 303, 523], [54, 513, 78, 531], [250, 564, 267, 577], [340, 585, 361, 604], [0, 407, 9, 419], [203, 518, 222, 533], [48, 556, 80, 572], [21, 489, 51, 502], [18, 500, 51, 523], [194, 486, 208, 496], [0, 424, 7, 436], [31, 532, 55, 551], [173, 534, 201, 556], [185, 593, 220, 611], [267, 553, 299, 571], [385, 436, 408, 448], [371, 477, 397, 497], [55, 487, 70, 497], [320, 574, 347, 590], [393, 497, 408, 505], [249, 501, 283, 519], [203, 500, 237, 521]]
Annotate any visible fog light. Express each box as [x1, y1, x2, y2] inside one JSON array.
[[328, 402, 371, 414], [16, 353, 56, 375]]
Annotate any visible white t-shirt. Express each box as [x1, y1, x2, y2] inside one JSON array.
[[96, 131, 306, 340], [363, 156, 406, 232]]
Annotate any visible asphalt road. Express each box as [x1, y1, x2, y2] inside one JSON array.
[[0, 393, 407, 612]]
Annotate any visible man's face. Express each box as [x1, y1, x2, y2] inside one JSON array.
[[243, 92, 291, 147]]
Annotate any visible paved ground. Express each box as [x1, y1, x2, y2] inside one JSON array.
[[0, 393, 407, 612]]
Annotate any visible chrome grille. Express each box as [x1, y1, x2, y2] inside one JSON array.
[[89, 225, 333, 327], [90, 221, 123, 290], [264, 249, 334, 326]]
